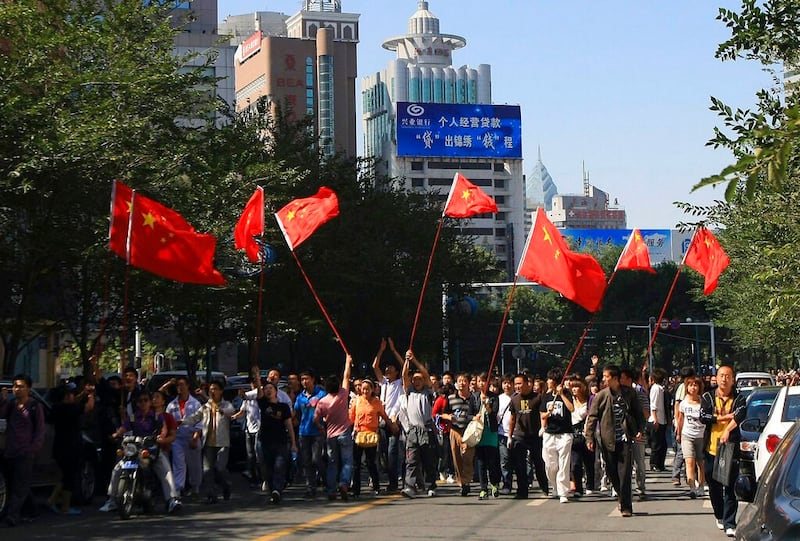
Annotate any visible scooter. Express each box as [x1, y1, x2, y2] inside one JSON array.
[[115, 434, 160, 520]]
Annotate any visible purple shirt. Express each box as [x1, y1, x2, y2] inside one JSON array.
[[0, 397, 46, 458], [121, 409, 161, 436]]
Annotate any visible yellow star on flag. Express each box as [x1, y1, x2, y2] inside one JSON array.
[[542, 225, 552, 245], [287, 209, 296, 220], [142, 212, 157, 229], [461, 189, 472, 201]]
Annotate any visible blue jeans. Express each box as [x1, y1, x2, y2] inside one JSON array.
[[326, 433, 354, 495]]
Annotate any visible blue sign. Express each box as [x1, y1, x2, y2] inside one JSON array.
[[562, 229, 674, 264], [396, 102, 522, 158]]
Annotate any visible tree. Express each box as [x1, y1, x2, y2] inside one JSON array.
[[0, 0, 225, 376], [681, 0, 800, 366]]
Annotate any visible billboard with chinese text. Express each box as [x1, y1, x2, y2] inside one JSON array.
[[562, 229, 674, 265], [396, 102, 522, 158]]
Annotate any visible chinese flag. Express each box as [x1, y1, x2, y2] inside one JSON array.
[[275, 186, 339, 251], [517, 208, 607, 312], [234, 187, 264, 263], [108, 181, 226, 286], [683, 228, 729, 295], [615, 228, 656, 274], [443, 172, 498, 218]]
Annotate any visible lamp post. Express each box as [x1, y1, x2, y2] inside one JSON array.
[[682, 319, 716, 374]]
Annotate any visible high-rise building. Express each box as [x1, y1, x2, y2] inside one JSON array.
[[170, 0, 236, 117], [361, 1, 525, 277], [224, 0, 359, 157]]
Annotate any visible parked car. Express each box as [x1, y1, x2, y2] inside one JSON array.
[[0, 380, 100, 516], [737, 386, 782, 492], [754, 385, 800, 480], [737, 372, 777, 399], [736, 419, 800, 540]]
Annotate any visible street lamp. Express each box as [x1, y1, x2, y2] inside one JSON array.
[[682, 319, 716, 374]]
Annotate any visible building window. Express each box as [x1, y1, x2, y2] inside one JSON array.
[[495, 212, 506, 221], [411, 161, 424, 171], [494, 179, 506, 189], [411, 178, 425, 188], [495, 228, 506, 238], [495, 196, 506, 205], [493, 163, 505, 172]]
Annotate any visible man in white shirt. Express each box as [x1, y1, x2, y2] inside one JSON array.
[[372, 338, 404, 492], [497, 373, 515, 494], [648, 368, 668, 471]]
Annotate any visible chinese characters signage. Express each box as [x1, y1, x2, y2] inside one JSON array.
[[562, 229, 674, 264], [396, 102, 522, 159]]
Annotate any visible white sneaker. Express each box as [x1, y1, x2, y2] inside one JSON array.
[[99, 499, 117, 512], [725, 528, 735, 537], [439, 473, 446, 482], [559, 496, 569, 503], [446, 475, 455, 484], [261, 481, 268, 492], [585, 489, 593, 495], [716, 519, 724, 530], [427, 489, 436, 497]]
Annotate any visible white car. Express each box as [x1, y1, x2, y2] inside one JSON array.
[[754, 385, 800, 479]]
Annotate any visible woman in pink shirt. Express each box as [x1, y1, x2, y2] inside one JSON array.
[[349, 379, 391, 497]]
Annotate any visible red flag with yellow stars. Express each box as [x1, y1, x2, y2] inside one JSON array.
[[443, 172, 498, 218], [615, 228, 656, 274], [683, 227, 730, 295], [234, 187, 264, 263], [275, 186, 339, 251], [108, 181, 226, 286], [517, 208, 607, 312]]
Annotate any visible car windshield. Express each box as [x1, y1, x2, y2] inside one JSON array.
[[781, 394, 800, 423]]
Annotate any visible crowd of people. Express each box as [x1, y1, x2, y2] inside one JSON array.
[[0, 343, 781, 537]]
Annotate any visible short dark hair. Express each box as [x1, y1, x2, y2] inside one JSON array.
[[680, 366, 696, 378], [620, 367, 637, 383], [546, 368, 563, 382], [123, 366, 138, 378], [299, 370, 316, 381], [209, 379, 225, 390], [324, 374, 341, 394], [514, 373, 530, 383], [603, 365, 621, 380], [12, 374, 32, 388]]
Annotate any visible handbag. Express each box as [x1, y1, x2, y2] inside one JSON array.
[[462, 405, 485, 448], [712, 440, 736, 486], [354, 430, 379, 448]]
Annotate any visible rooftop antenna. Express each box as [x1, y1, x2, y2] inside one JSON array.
[[582, 161, 590, 197]]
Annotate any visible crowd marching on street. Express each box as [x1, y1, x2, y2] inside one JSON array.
[[1, 338, 784, 538]]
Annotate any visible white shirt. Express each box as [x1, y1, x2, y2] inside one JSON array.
[[381, 377, 404, 419], [649, 383, 666, 425], [497, 393, 513, 436]]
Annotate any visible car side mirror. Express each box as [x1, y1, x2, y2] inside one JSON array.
[[739, 418, 763, 433]]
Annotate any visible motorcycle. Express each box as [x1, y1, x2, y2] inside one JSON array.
[[115, 434, 161, 520]]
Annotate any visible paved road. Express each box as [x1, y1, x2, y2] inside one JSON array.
[[3, 457, 735, 541]]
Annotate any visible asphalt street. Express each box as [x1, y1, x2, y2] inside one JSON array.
[[3, 454, 736, 541]]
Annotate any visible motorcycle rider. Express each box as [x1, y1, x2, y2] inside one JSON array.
[[99, 391, 182, 514]]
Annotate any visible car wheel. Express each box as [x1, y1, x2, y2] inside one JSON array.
[[0, 468, 7, 516], [77, 459, 97, 504]]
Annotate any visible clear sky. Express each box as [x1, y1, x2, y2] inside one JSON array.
[[220, 1, 775, 229]]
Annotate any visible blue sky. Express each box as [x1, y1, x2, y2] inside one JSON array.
[[221, 1, 775, 228]]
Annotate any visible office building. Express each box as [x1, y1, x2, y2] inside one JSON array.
[[225, 0, 359, 157], [361, 1, 525, 277]]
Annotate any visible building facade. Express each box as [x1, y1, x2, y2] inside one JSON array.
[[225, 0, 359, 157], [361, 1, 525, 277]]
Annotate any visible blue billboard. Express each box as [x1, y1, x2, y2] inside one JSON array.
[[562, 229, 674, 265], [396, 102, 522, 159]]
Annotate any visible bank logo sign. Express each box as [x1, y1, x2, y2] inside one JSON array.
[[396, 102, 522, 159]]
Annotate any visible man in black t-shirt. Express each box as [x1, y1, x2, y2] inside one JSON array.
[[258, 382, 297, 504], [507, 373, 548, 499], [539, 369, 575, 503]]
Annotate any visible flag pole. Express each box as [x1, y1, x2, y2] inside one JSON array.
[[560, 254, 626, 383], [290, 250, 350, 357], [486, 276, 520, 380], [643, 229, 697, 371], [409, 216, 445, 350], [252, 259, 266, 368]]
